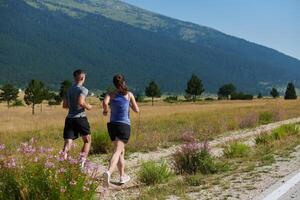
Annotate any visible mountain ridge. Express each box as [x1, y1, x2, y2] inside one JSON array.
[[0, 0, 299, 94]]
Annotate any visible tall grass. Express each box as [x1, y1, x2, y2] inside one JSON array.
[[138, 160, 173, 185], [90, 131, 111, 154], [223, 142, 251, 158], [1, 99, 300, 153]]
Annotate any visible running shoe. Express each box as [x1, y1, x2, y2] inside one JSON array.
[[120, 174, 131, 184]]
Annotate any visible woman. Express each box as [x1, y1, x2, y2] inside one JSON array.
[[102, 74, 139, 186]]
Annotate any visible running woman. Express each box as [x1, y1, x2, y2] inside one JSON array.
[[61, 69, 92, 168], [102, 74, 139, 186]]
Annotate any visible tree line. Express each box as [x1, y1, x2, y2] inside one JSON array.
[[0, 75, 298, 112], [0, 80, 72, 114], [143, 75, 298, 105]]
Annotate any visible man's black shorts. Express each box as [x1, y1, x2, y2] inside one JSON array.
[[63, 117, 91, 140], [107, 122, 131, 143]]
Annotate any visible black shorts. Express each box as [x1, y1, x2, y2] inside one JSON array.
[[107, 122, 131, 143], [63, 117, 91, 140]]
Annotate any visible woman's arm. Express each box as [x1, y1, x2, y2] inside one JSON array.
[[102, 94, 110, 116], [129, 92, 140, 113]]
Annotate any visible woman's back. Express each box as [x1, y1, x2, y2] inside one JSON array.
[[110, 92, 130, 125]]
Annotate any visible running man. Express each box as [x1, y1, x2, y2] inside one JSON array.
[[61, 69, 92, 168], [102, 74, 139, 186]]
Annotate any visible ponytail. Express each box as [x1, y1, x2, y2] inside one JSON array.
[[113, 74, 128, 95]]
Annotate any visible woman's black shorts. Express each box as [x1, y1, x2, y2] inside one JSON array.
[[63, 117, 91, 140], [107, 122, 131, 143]]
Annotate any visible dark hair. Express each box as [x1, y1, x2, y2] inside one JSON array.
[[113, 74, 128, 95], [73, 69, 85, 77]]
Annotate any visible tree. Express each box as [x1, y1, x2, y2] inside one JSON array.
[[24, 80, 47, 115], [257, 93, 263, 99], [217, 83, 236, 100], [270, 88, 279, 98], [0, 83, 19, 108], [185, 74, 204, 102], [145, 81, 161, 106], [59, 80, 72, 103], [284, 82, 297, 100], [99, 85, 116, 101]]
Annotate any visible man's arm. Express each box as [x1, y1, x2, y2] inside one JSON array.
[[62, 97, 69, 109], [78, 95, 92, 110]]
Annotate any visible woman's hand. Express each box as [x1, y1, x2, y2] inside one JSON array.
[[103, 110, 108, 116]]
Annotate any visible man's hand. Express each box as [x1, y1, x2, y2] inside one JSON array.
[[79, 95, 92, 110]]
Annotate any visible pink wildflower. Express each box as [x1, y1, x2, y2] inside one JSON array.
[[58, 168, 67, 173], [45, 161, 55, 168], [83, 186, 90, 191], [70, 180, 77, 186], [6, 158, 17, 168], [0, 144, 5, 151], [60, 186, 66, 193]]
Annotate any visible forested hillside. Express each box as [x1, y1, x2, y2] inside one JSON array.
[[0, 0, 299, 93]]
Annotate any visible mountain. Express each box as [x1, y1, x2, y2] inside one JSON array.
[[0, 0, 300, 94]]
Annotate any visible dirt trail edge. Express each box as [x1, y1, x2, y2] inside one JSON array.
[[127, 117, 300, 167]]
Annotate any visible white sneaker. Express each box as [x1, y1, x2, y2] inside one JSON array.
[[103, 171, 111, 186], [120, 174, 131, 184], [79, 158, 86, 170]]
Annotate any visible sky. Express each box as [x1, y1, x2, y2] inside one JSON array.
[[122, 0, 300, 60]]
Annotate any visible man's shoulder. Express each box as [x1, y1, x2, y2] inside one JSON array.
[[78, 85, 88, 96]]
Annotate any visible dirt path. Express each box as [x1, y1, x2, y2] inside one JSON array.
[[126, 117, 300, 167], [92, 117, 300, 199]]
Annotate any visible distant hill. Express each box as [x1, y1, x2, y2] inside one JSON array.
[[0, 0, 300, 94]]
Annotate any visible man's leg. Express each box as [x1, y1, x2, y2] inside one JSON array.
[[62, 139, 73, 160], [80, 134, 91, 161]]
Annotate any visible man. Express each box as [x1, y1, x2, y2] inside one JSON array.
[[61, 69, 92, 168]]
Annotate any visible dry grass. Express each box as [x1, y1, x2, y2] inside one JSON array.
[[1, 98, 300, 153]]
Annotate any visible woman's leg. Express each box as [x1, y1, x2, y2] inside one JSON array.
[[108, 140, 125, 175], [117, 147, 125, 177]]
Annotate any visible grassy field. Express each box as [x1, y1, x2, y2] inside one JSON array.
[[2, 98, 300, 199], [1, 98, 300, 153]]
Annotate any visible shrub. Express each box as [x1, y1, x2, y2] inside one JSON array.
[[185, 174, 205, 186], [164, 96, 178, 103], [204, 97, 215, 101], [48, 99, 61, 106], [258, 111, 273, 125], [138, 160, 172, 185], [223, 142, 251, 158], [90, 131, 111, 154], [255, 145, 275, 166], [271, 128, 287, 140], [255, 133, 270, 145], [272, 109, 285, 121], [255, 124, 299, 144], [135, 94, 145, 102], [11, 99, 24, 107], [280, 124, 299, 135], [0, 140, 100, 200], [172, 141, 218, 175], [231, 92, 253, 100], [239, 113, 258, 129]]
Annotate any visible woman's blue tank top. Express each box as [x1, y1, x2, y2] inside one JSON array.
[[110, 93, 130, 125]]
